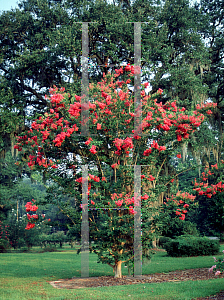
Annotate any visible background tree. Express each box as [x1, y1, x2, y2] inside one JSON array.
[[196, 0, 224, 140], [0, 152, 23, 221]]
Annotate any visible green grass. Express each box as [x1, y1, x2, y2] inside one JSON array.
[[1, 244, 224, 300]]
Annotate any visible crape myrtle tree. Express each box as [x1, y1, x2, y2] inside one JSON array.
[[15, 66, 216, 277]]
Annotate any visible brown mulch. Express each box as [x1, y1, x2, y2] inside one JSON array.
[[49, 268, 224, 298], [197, 291, 224, 300], [47, 249, 224, 298]]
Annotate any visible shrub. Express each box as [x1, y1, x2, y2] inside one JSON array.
[[159, 220, 200, 239], [66, 231, 76, 248], [51, 231, 66, 248], [39, 233, 49, 247], [0, 221, 10, 252], [158, 236, 172, 248], [5, 212, 42, 249], [164, 235, 220, 257], [182, 221, 199, 236], [0, 239, 10, 253], [39, 232, 66, 248]]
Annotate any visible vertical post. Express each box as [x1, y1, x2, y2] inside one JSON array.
[[133, 22, 142, 277], [81, 22, 89, 136], [134, 165, 142, 277], [80, 22, 91, 278], [134, 22, 142, 138], [81, 165, 89, 277]]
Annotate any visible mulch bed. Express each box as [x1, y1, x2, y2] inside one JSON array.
[[48, 249, 224, 298], [197, 292, 224, 300], [49, 268, 224, 298]]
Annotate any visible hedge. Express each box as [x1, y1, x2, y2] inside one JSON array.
[[163, 235, 220, 257]]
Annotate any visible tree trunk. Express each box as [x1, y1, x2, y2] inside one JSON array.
[[114, 261, 122, 278], [152, 237, 158, 249]]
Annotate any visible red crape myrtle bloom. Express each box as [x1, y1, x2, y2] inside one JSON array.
[[163, 191, 196, 221], [24, 199, 50, 230], [193, 164, 224, 198]]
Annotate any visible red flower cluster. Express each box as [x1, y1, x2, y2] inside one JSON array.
[[25, 223, 35, 230], [69, 102, 81, 118], [193, 161, 224, 198], [149, 98, 211, 143], [104, 192, 143, 215], [27, 214, 38, 220], [90, 145, 97, 154], [89, 174, 100, 182], [143, 140, 166, 156], [113, 137, 133, 155], [101, 193, 133, 212], [194, 165, 224, 198], [196, 102, 217, 110], [25, 200, 38, 212], [27, 153, 58, 170], [114, 63, 135, 78], [85, 137, 93, 145], [75, 177, 88, 183], [164, 191, 196, 221], [147, 175, 155, 181], [25, 200, 50, 230], [111, 161, 120, 169], [25, 200, 38, 230]]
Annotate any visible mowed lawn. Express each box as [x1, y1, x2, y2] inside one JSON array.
[[1, 245, 224, 300]]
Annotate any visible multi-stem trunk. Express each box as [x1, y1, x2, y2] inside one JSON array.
[[114, 260, 122, 278]]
